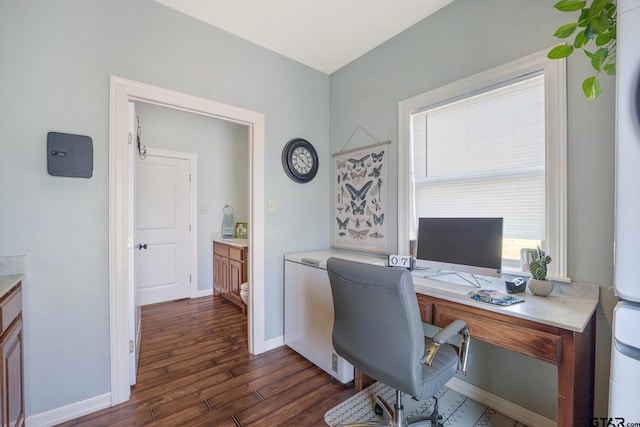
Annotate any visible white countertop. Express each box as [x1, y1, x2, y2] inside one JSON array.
[[283, 250, 598, 333], [412, 273, 599, 333], [0, 275, 23, 299], [0, 255, 25, 299], [213, 238, 248, 248], [284, 250, 386, 269]]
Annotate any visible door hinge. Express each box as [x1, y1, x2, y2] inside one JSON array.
[[190, 274, 192, 283], [129, 340, 134, 353], [128, 132, 134, 145], [189, 224, 192, 232]]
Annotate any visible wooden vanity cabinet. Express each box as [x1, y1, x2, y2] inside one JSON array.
[[0, 282, 24, 427], [213, 242, 247, 313]]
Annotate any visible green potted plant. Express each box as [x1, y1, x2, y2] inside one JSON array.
[[547, 0, 617, 99], [528, 247, 554, 296]]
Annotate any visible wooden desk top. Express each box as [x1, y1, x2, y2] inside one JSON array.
[[411, 273, 599, 333]]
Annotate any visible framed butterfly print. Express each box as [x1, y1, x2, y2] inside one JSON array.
[[332, 140, 390, 254]]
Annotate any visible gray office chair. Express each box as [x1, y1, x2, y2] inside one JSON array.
[[327, 257, 471, 427]]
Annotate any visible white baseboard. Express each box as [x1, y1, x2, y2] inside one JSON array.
[[264, 335, 284, 351], [193, 288, 213, 298], [26, 393, 111, 427], [446, 377, 556, 427]]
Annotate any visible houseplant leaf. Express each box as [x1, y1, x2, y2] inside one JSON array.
[[548, 44, 574, 59], [604, 63, 616, 75], [554, 0, 587, 11], [586, 0, 611, 18], [595, 31, 614, 46], [585, 48, 608, 71], [583, 76, 602, 99], [574, 30, 588, 48], [554, 22, 579, 38], [549, 0, 616, 99], [590, 11, 610, 33], [577, 8, 590, 26]]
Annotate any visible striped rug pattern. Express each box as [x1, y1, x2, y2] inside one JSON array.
[[324, 382, 528, 426]]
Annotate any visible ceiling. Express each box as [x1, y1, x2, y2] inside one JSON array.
[[153, 0, 454, 74]]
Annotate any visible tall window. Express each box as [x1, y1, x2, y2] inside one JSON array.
[[412, 74, 545, 270], [398, 50, 567, 279]]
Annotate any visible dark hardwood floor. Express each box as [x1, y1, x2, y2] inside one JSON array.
[[58, 294, 357, 426]]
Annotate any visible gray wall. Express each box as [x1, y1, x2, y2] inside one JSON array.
[[330, 0, 616, 419], [0, 0, 330, 415], [134, 102, 249, 292]]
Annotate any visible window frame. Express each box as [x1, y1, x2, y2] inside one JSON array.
[[397, 49, 568, 280]]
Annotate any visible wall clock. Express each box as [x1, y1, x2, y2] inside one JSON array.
[[281, 138, 319, 183]]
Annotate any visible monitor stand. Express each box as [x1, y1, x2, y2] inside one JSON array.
[[421, 269, 489, 288]]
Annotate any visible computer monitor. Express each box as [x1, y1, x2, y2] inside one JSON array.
[[415, 217, 503, 279]]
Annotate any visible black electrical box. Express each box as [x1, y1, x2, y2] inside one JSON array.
[[47, 132, 93, 178]]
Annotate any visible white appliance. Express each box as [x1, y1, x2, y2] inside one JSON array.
[[284, 250, 384, 383], [610, 0, 640, 419]]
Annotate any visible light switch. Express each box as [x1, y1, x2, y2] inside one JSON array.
[[268, 199, 276, 213]]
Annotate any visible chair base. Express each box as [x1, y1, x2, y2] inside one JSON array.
[[338, 391, 443, 427]]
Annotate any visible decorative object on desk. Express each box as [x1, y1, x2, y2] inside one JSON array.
[[332, 139, 390, 254], [221, 205, 235, 238], [234, 222, 248, 239], [505, 277, 527, 293], [471, 289, 525, 306], [527, 246, 553, 296], [281, 138, 318, 183], [388, 254, 414, 270], [519, 248, 537, 272]]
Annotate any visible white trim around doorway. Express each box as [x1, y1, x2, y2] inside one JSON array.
[[108, 75, 266, 405]]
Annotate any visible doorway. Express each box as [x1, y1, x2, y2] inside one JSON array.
[[109, 76, 266, 405]]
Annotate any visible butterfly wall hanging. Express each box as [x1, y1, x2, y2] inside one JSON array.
[[332, 140, 390, 254]]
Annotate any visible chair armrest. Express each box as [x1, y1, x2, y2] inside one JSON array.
[[432, 319, 466, 345], [421, 320, 470, 370]]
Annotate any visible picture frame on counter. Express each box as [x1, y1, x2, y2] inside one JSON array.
[[235, 222, 248, 239]]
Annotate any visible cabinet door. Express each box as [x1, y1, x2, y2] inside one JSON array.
[[220, 256, 229, 294], [228, 259, 244, 306], [1, 318, 24, 427], [213, 254, 223, 295]]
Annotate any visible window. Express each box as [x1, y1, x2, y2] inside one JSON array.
[[398, 49, 567, 280]]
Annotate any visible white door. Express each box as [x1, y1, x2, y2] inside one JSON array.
[[127, 102, 139, 385], [136, 151, 192, 305]]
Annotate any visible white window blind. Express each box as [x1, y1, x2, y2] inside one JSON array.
[[411, 74, 545, 245]]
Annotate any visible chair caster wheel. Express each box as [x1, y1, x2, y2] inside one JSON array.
[[374, 403, 383, 416]]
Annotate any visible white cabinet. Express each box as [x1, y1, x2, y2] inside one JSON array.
[[284, 251, 384, 383]]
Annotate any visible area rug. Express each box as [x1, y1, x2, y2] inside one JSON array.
[[324, 382, 527, 426]]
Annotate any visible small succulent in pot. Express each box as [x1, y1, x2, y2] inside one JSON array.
[[529, 247, 552, 280], [528, 247, 554, 296]]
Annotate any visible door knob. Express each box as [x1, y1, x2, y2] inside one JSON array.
[[139, 243, 148, 250]]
